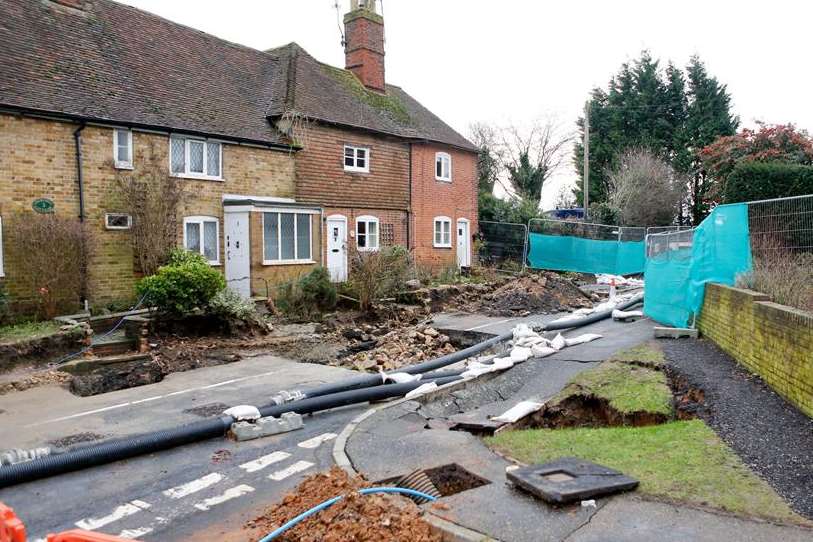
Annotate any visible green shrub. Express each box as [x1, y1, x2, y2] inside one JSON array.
[[208, 288, 267, 332], [136, 249, 225, 316], [276, 267, 337, 321], [724, 162, 813, 203], [0, 283, 9, 324]]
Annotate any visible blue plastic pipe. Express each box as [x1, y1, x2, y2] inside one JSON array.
[[257, 487, 439, 542]]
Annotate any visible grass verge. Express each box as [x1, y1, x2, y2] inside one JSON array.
[[486, 420, 802, 523], [608, 341, 665, 368], [0, 320, 61, 343]]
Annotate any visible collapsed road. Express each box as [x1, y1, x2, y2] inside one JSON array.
[[0, 295, 644, 540]]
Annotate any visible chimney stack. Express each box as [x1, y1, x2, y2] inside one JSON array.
[[344, 0, 385, 92]]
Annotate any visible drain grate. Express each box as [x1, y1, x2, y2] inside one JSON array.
[[379, 463, 490, 498]]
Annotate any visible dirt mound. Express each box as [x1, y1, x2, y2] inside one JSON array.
[[452, 272, 595, 316], [247, 467, 440, 542], [335, 323, 456, 372]]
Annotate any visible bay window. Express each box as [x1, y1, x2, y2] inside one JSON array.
[[263, 212, 313, 264]]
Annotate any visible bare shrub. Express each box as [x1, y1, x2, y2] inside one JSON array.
[[276, 267, 337, 322], [11, 214, 92, 318], [608, 148, 685, 227], [737, 237, 813, 312], [347, 246, 411, 312], [116, 143, 186, 276]]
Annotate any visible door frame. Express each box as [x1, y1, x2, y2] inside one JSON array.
[[224, 209, 251, 298], [456, 218, 471, 268], [325, 214, 348, 282]]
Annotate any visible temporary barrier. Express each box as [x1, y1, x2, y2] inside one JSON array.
[[478, 221, 528, 271], [527, 219, 646, 275], [644, 203, 753, 327], [1, 502, 140, 542]]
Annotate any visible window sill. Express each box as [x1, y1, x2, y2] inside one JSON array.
[[344, 168, 370, 175], [262, 259, 316, 266], [435, 177, 452, 183], [356, 247, 380, 253], [433, 244, 452, 249], [208, 262, 222, 267], [114, 163, 134, 170], [172, 173, 224, 182]]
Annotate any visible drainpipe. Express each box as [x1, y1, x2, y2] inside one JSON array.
[[406, 144, 412, 250], [73, 122, 86, 222]]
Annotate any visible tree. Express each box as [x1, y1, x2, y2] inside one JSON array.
[[469, 122, 501, 196], [701, 123, 813, 200], [608, 149, 685, 226], [574, 52, 738, 224]]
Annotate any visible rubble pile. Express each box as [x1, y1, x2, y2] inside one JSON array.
[[451, 272, 596, 317], [336, 323, 456, 372], [247, 467, 440, 542]]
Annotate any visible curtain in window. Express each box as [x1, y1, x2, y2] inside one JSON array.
[[203, 221, 218, 262], [280, 213, 295, 260], [264, 212, 279, 261], [186, 222, 201, 253], [296, 214, 311, 260], [188, 140, 205, 173], [171, 138, 185, 173], [207, 142, 221, 177], [116, 129, 130, 163]]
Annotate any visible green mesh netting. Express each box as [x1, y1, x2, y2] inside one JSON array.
[[643, 203, 753, 328], [527, 234, 646, 275]]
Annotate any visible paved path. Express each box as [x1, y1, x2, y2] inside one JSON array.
[[0, 356, 361, 540]]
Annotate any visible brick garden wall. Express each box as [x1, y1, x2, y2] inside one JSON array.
[[698, 283, 813, 417], [0, 113, 300, 314]]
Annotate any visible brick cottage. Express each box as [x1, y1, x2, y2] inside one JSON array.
[[0, 0, 477, 314]]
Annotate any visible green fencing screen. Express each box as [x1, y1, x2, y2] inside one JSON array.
[[527, 220, 646, 276], [643, 203, 753, 328]]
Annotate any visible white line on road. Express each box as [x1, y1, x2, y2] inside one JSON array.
[[193, 485, 255, 511], [118, 527, 154, 539], [75, 500, 151, 531], [26, 370, 281, 427], [239, 451, 291, 473], [162, 473, 224, 499], [465, 318, 515, 331], [297, 433, 337, 449], [268, 461, 314, 481]]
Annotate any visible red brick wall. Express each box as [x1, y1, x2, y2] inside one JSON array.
[[322, 207, 407, 257], [294, 124, 409, 211], [344, 12, 385, 91], [410, 143, 478, 269]]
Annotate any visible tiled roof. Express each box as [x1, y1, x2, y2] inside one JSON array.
[[0, 1, 475, 151], [268, 43, 477, 152], [0, 0, 290, 146]]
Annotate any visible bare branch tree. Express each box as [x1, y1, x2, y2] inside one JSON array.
[[608, 148, 686, 226]]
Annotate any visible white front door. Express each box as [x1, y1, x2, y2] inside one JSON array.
[[457, 219, 471, 268], [225, 211, 251, 297], [326, 215, 348, 282]]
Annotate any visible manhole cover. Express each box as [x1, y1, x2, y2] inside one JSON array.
[[507, 457, 638, 504]]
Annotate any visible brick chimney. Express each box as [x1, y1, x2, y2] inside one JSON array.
[[344, 0, 385, 92]]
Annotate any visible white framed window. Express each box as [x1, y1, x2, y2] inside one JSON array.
[[0, 216, 4, 278], [105, 213, 132, 230], [183, 216, 220, 264], [263, 212, 313, 264], [344, 145, 370, 173], [433, 216, 452, 248], [435, 152, 452, 182], [356, 215, 379, 251], [113, 128, 133, 169], [170, 136, 222, 180]]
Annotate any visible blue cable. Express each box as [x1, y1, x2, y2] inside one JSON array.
[[257, 487, 438, 542]]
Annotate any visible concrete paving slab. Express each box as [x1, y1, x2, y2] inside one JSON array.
[[569, 496, 813, 542]]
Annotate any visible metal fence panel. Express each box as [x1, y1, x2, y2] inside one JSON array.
[[477, 221, 528, 270]]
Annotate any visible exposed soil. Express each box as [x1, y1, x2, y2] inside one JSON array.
[[448, 272, 597, 317], [526, 393, 671, 429], [422, 464, 490, 496], [245, 467, 440, 542], [662, 338, 813, 519], [0, 368, 72, 396]]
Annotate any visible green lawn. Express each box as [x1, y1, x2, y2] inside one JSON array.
[[0, 320, 61, 343], [609, 342, 666, 368], [551, 360, 673, 417], [487, 420, 802, 523]]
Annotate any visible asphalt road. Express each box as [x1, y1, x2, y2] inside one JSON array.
[[0, 356, 362, 541]]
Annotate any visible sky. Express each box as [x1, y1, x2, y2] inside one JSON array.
[[120, 0, 813, 208]]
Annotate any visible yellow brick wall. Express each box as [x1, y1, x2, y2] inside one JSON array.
[[0, 113, 305, 312], [698, 283, 813, 417]]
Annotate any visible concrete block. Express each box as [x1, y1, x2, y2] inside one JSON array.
[[230, 412, 303, 441], [653, 326, 698, 339]]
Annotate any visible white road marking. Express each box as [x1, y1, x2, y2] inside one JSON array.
[[268, 461, 314, 481], [193, 484, 255, 511], [239, 451, 291, 473], [75, 500, 151, 530], [26, 370, 281, 427], [118, 527, 154, 539], [297, 433, 337, 449], [162, 473, 224, 499], [465, 318, 515, 332]]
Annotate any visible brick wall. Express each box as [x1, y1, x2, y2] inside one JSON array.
[[323, 207, 407, 252], [294, 123, 409, 211], [698, 283, 813, 417], [410, 143, 478, 269], [0, 113, 299, 313]]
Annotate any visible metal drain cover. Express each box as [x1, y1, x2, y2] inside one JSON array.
[[507, 457, 638, 504]]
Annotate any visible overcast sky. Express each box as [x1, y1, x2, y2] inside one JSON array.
[[120, 0, 813, 207]]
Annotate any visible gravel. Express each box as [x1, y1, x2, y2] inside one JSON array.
[[662, 338, 813, 519]]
